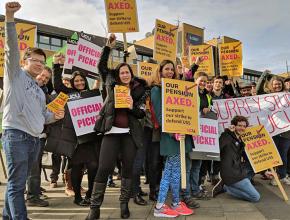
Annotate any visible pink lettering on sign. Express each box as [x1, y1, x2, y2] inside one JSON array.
[[78, 55, 97, 67], [78, 44, 101, 58], [77, 115, 97, 128], [192, 136, 216, 145], [71, 103, 102, 117], [165, 96, 192, 106]]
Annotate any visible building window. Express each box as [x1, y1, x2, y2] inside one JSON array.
[[37, 34, 65, 51]]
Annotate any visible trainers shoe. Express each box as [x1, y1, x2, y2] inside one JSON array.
[[26, 198, 49, 207], [192, 191, 211, 200], [39, 193, 48, 200], [154, 204, 179, 218], [50, 182, 57, 188], [212, 179, 225, 198], [270, 179, 278, 186], [65, 188, 75, 197], [280, 177, 290, 185], [172, 202, 194, 216], [40, 187, 46, 192], [182, 197, 200, 209]]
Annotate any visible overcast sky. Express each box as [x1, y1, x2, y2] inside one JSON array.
[[1, 0, 289, 74]]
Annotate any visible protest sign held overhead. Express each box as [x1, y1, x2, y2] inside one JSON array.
[[104, 0, 139, 33], [213, 92, 290, 136], [0, 22, 37, 77], [114, 85, 131, 108], [241, 125, 282, 173], [73, 32, 102, 79], [47, 92, 69, 113], [189, 45, 215, 76], [154, 19, 177, 64], [162, 78, 199, 135], [137, 62, 158, 81], [190, 118, 220, 161], [64, 38, 78, 70], [67, 95, 103, 136], [218, 41, 243, 77]]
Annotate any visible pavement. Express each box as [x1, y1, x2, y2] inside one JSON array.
[[0, 154, 290, 219]]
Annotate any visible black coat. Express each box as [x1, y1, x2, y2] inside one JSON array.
[[220, 129, 247, 185], [94, 46, 149, 149], [45, 64, 102, 161]]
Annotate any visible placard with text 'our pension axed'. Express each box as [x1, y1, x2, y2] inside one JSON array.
[[241, 125, 283, 173], [154, 19, 177, 64], [161, 78, 199, 135], [0, 22, 37, 77], [114, 85, 131, 108], [104, 0, 139, 33], [47, 92, 69, 113], [218, 41, 243, 77], [189, 45, 215, 76], [137, 62, 158, 81]]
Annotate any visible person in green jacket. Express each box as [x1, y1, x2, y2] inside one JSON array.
[[151, 60, 194, 218]]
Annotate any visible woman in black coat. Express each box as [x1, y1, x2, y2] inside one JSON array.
[[86, 34, 149, 220], [48, 55, 102, 206]]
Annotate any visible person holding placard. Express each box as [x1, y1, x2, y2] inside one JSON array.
[[150, 60, 194, 218], [214, 116, 260, 202], [86, 34, 148, 219], [2, 2, 64, 219], [48, 54, 102, 206], [256, 71, 290, 186]]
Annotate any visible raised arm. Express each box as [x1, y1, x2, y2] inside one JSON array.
[[52, 53, 73, 94], [97, 34, 116, 83], [4, 2, 21, 80]]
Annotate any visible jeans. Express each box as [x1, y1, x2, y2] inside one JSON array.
[[27, 138, 45, 200], [2, 129, 40, 220], [272, 136, 290, 179], [183, 157, 202, 198], [224, 178, 260, 202]]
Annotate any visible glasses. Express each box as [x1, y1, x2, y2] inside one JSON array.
[[27, 57, 46, 65]]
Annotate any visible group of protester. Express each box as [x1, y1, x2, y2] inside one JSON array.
[[2, 2, 290, 220]]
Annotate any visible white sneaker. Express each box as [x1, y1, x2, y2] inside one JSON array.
[[280, 177, 290, 185]]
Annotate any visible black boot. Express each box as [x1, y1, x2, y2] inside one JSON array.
[[119, 178, 132, 219], [86, 182, 107, 220]]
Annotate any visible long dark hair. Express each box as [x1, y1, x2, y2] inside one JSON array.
[[114, 63, 134, 85], [70, 71, 89, 91]]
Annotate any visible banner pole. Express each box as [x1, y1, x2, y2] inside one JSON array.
[[270, 167, 288, 201], [180, 136, 186, 189], [123, 33, 128, 63]]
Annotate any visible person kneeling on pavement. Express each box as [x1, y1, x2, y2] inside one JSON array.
[[212, 115, 260, 202]]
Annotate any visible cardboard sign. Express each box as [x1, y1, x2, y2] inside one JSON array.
[[154, 19, 177, 63], [218, 41, 243, 77], [213, 92, 290, 137], [189, 45, 215, 76], [181, 56, 190, 69], [0, 22, 37, 77], [73, 33, 102, 78], [47, 92, 69, 113], [104, 0, 139, 33], [241, 125, 283, 173], [161, 78, 199, 135], [114, 85, 131, 108], [67, 95, 103, 136], [137, 62, 158, 81], [64, 39, 77, 70], [190, 118, 220, 160]]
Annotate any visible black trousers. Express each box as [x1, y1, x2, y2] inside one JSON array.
[[95, 133, 137, 183]]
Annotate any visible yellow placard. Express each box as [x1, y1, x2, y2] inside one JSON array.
[[0, 22, 37, 77], [181, 56, 190, 69], [218, 41, 243, 77], [241, 125, 283, 173], [47, 92, 69, 113], [189, 45, 215, 76], [104, 0, 139, 33], [162, 78, 199, 135], [114, 85, 131, 108], [181, 23, 204, 56], [154, 19, 177, 64], [137, 62, 158, 82]]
